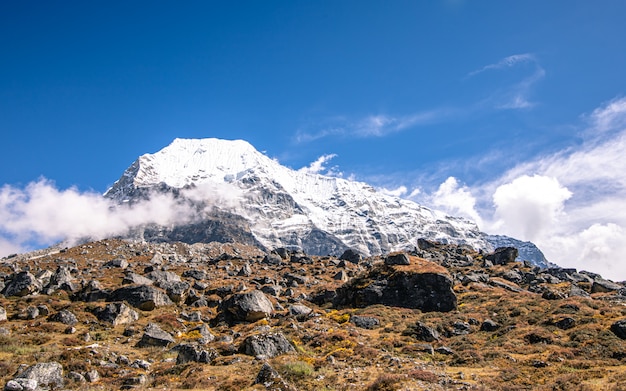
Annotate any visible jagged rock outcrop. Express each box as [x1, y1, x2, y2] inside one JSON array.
[[239, 332, 295, 358], [92, 302, 139, 326], [332, 254, 457, 312], [1, 272, 41, 297], [136, 323, 175, 347]]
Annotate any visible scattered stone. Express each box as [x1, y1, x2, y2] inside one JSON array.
[[13, 362, 64, 389], [350, 315, 380, 329], [288, 304, 313, 320], [48, 309, 78, 326], [239, 332, 295, 358], [0, 306, 6, 322], [221, 290, 274, 323], [339, 249, 362, 264], [611, 319, 626, 339], [480, 319, 500, 332], [93, 302, 139, 326], [104, 258, 129, 269], [85, 369, 100, 383], [175, 344, 218, 364], [254, 362, 297, 391], [109, 285, 173, 311], [385, 253, 411, 266], [136, 323, 175, 347], [554, 317, 576, 330], [4, 379, 38, 391], [403, 321, 440, 342], [485, 247, 518, 266], [2, 272, 42, 297]]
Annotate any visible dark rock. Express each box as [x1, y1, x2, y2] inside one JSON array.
[[254, 362, 297, 391], [462, 272, 488, 285], [136, 323, 175, 347], [104, 258, 128, 269], [385, 253, 410, 266], [525, 333, 552, 344], [435, 346, 455, 355], [532, 360, 548, 368], [109, 285, 173, 311], [488, 279, 523, 293], [554, 317, 576, 330], [403, 321, 440, 342], [14, 362, 64, 389], [175, 344, 218, 364], [2, 272, 42, 297], [480, 319, 500, 332], [182, 269, 207, 280], [239, 332, 295, 358], [339, 249, 362, 264], [221, 290, 274, 323], [485, 247, 518, 266], [350, 315, 380, 329], [610, 319, 626, 339], [451, 321, 471, 336], [93, 302, 139, 326], [161, 281, 190, 303], [591, 279, 623, 293], [333, 260, 457, 312], [333, 270, 348, 281], [48, 309, 78, 326]]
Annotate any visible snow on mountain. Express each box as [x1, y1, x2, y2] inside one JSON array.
[[106, 138, 493, 256]]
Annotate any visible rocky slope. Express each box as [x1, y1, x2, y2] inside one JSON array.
[[1, 239, 626, 390], [104, 138, 492, 257]]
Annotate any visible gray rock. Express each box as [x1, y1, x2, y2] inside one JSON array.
[[350, 315, 380, 329], [591, 279, 623, 293], [85, 370, 100, 383], [4, 379, 38, 391], [288, 304, 312, 319], [480, 319, 500, 332], [109, 285, 173, 311], [93, 302, 139, 326], [2, 272, 42, 297], [122, 272, 153, 286], [67, 371, 86, 383], [254, 362, 297, 391], [403, 321, 440, 342], [161, 281, 190, 303], [0, 306, 7, 322], [48, 309, 78, 326], [239, 332, 295, 358], [191, 324, 216, 344], [14, 362, 63, 389], [136, 323, 175, 347], [385, 253, 411, 266], [485, 247, 518, 265], [104, 258, 128, 269], [222, 290, 274, 322], [339, 249, 362, 264], [182, 269, 207, 281], [175, 344, 218, 364], [148, 270, 181, 284]]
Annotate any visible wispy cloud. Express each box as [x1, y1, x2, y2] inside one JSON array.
[[467, 53, 536, 77], [294, 109, 449, 144], [468, 53, 545, 110]]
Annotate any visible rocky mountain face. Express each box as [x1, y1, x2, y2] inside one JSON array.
[[1, 239, 626, 390], [105, 138, 542, 264], [485, 234, 554, 269]]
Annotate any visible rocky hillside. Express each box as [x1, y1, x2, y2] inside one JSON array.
[[1, 239, 625, 390]]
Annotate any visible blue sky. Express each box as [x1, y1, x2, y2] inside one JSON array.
[[2, 1, 626, 279]]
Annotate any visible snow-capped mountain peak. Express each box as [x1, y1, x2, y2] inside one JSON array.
[[106, 138, 498, 257]]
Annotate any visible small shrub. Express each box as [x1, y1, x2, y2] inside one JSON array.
[[408, 369, 438, 383], [367, 373, 403, 391], [281, 361, 315, 380]]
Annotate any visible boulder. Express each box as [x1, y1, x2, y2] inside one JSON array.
[[2, 272, 42, 297], [221, 290, 274, 322], [339, 249, 362, 264], [160, 281, 190, 303], [591, 279, 623, 293], [175, 344, 218, 364], [485, 247, 518, 266], [93, 302, 139, 326], [14, 362, 63, 389], [122, 272, 153, 286], [254, 362, 297, 391], [385, 253, 411, 266], [350, 315, 380, 329], [480, 319, 500, 332], [4, 379, 38, 391], [136, 323, 175, 347], [611, 319, 626, 340], [48, 309, 78, 326], [239, 332, 295, 358], [403, 321, 440, 342], [108, 285, 173, 311], [333, 257, 457, 312]]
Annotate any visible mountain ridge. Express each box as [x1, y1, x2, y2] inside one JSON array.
[[105, 138, 547, 266]]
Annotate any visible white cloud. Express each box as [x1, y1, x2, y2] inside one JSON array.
[[379, 185, 408, 198], [429, 177, 483, 228], [0, 178, 244, 256], [490, 175, 572, 241], [298, 154, 338, 174]]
